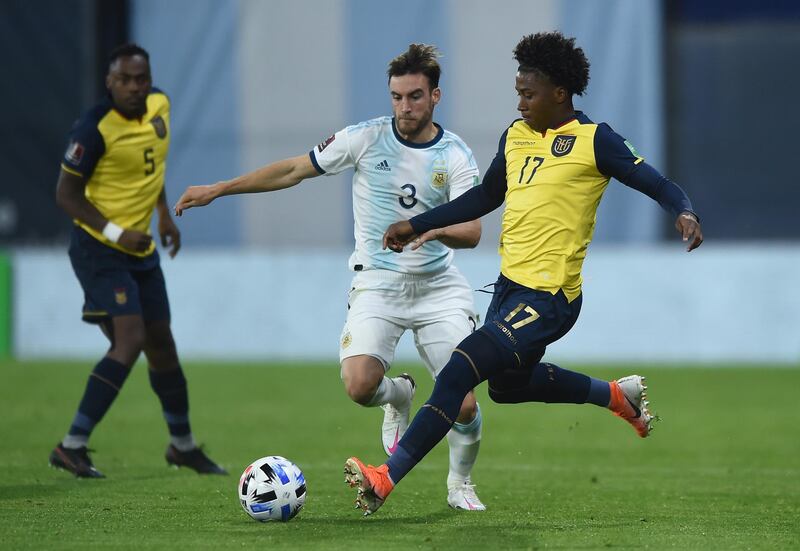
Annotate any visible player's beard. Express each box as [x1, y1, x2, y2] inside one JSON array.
[[395, 107, 433, 141]]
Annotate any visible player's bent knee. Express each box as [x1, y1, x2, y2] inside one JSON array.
[[343, 378, 379, 405], [341, 355, 384, 405], [341, 371, 381, 405], [108, 316, 147, 365]]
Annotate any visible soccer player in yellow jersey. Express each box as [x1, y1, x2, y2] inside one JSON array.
[[49, 44, 225, 478], [177, 45, 487, 511], [344, 31, 704, 515]]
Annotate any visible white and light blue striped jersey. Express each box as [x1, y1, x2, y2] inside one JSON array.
[[309, 116, 479, 274]]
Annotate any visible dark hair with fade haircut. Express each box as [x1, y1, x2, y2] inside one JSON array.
[[387, 43, 442, 90], [514, 31, 590, 96], [108, 43, 150, 68]]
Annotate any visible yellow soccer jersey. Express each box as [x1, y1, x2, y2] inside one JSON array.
[[409, 111, 695, 302], [498, 114, 638, 300], [61, 90, 170, 256]]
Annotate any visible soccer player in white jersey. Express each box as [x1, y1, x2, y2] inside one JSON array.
[[174, 44, 486, 510]]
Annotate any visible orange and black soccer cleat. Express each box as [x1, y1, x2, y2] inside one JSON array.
[[166, 444, 227, 475], [344, 456, 394, 516], [49, 443, 105, 478], [609, 375, 656, 437]]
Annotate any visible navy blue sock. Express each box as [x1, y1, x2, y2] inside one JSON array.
[[530, 362, 593, 404], [148, 366, 191, 438], [387, 361, 472, 484], [490, 362, 608, 406], [387, 330, 506, 484], [67, 357, 131, 438]]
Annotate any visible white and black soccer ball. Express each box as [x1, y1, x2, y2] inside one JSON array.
[[238, 456, 307, 522]]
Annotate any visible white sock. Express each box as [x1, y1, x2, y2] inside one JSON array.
[[446, 403, 482, 488], [62, 434, 89, 449], [171, 434, 196, 452], [366, 376, 406, 408]]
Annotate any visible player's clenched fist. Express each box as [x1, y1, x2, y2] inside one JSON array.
[[382, 220, 417, 252]]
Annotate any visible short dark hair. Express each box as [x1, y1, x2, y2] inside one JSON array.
[[513, 32, 590, 96], [108, 43, 150, 69], [387, 44, 441, 89]]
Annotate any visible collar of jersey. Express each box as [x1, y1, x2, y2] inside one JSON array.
[[103, 92, 151, 122], [391, 117, 444, 149], [522, 111, 585, 137]]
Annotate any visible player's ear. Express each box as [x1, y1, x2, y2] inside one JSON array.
[[431, 87, 441, 106], [105, 73, 112, 91], [554, 86, 568, 105]]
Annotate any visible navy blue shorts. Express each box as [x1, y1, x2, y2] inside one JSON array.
[[68, 226, 171, 324], [480, 274, 582, 368]]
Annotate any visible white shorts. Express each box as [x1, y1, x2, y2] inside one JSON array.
[[339, 265, 477, 378]]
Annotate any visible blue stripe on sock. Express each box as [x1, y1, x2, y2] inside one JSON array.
[[586, 377, 611, 407], [149, 367, 192, 437], [68, 412, 96, 436], [163, 412, 190, 425]]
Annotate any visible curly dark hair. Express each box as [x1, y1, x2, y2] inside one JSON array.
[[513, 32, 590, 96], [387, 43, 441, 90]]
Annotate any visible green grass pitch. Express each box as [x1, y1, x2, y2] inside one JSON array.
[[1, 360, 798, 549]]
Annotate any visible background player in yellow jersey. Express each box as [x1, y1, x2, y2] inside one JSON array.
[[344, 31, 704, 515], [49, 44, 225, 478]]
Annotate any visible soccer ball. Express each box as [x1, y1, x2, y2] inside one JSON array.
[[238, 456, 307, 522]]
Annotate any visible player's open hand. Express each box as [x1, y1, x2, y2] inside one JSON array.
[[158, 215, 181, 258], [119, 229, 152, 253], [382, 220, 417, 252], [675, 212, 703, 252], [174, 184, 219, 216]]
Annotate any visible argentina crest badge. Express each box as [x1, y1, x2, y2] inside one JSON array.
[[431, 159, 448, 189], [551, 135, 576, 157], [150, 115, 168, 139], [431, 170, 447, 189]]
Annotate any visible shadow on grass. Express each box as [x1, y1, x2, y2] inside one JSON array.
[[0, 483, 73, 500], [213, 509, 547, 549]]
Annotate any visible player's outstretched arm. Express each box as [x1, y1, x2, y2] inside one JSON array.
[[411, 220, 482, 250], [384, 180, 503, 253], [174, 154, 320, 216], [675, 212, 703, 252]]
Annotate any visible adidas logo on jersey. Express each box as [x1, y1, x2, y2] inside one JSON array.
[[375, 160, 391, 171]]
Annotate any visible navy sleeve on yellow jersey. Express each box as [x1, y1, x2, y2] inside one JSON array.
[[61, 105, 108, 179], [594, 123, 696, 218], [410, 129, 508, 234]]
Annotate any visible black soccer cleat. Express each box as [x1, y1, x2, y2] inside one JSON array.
[[165, 444, 228, 475], [49, 443, 105, 478]]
